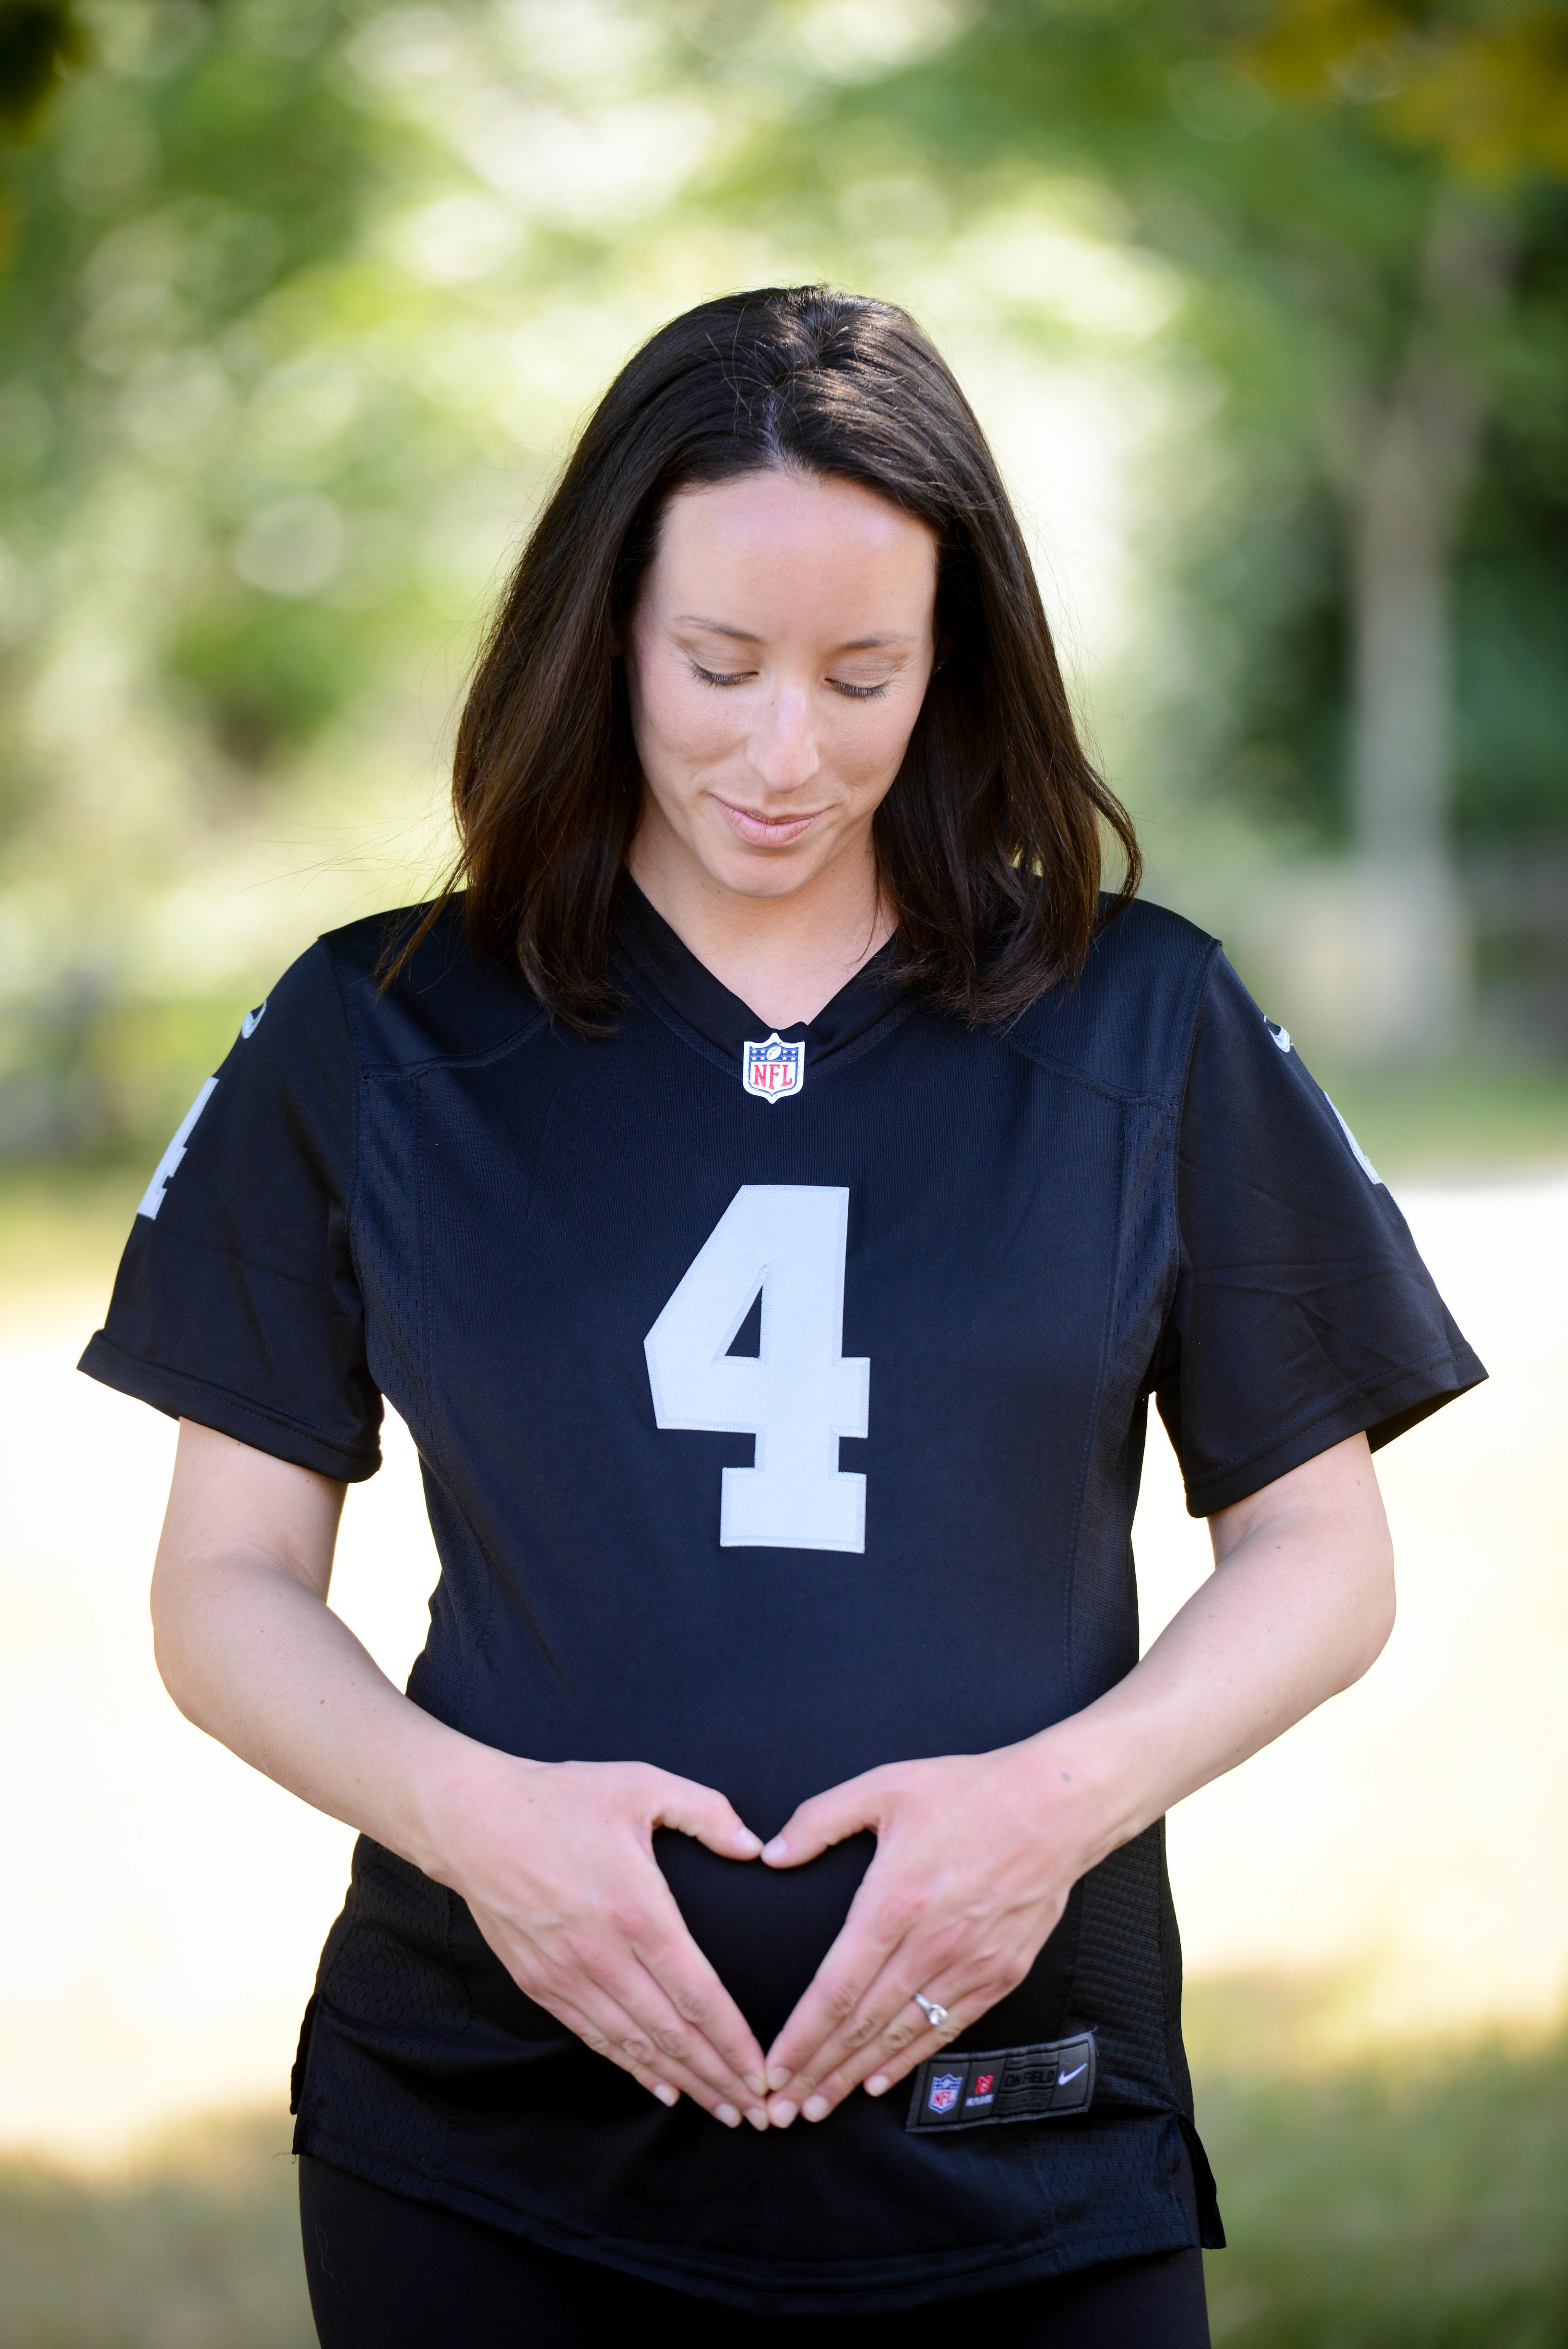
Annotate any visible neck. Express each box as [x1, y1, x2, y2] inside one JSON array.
[[627, 825, 894, 1030]]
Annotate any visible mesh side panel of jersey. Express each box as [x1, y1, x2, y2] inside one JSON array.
[[1057, 1101, 1185, 2116], [1065, 1099, 1176, 1704], [1068, 1824, 1183, 2112], [1158, 1828, 1195, 2117], [303, 1844, 469, 2171], [1024, 2111, 1194, 2252]]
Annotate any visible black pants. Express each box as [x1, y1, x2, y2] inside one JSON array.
[[299, 2153, 1211, 2347]]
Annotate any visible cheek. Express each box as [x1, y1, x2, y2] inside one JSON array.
[[835, 694, 926, 795], [634, 659, 736, 776]]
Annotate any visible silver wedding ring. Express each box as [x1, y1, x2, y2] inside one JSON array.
[[913, 1992, 950, 2029]]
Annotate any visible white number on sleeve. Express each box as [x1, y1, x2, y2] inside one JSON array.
[[137, 1077, 218, 1221], [644, 1185, 870, 1552]]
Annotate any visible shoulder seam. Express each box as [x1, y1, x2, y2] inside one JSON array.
[[1173, 938, 1226, 1118], [1166, 937, 1224, 1314], [998, 1026, 1182, 1110], [316, 936, 366, 1256], [997, 924, 1223, 1107], [355, 1007, 553, 1080]]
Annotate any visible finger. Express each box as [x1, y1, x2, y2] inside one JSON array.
[[772, 1951, 945, 2110], [761, 1881, 917, 2095], [642, 1768, 764, 1863], [794, 1988, 993, 2123], [629, 1877, 770, 2096], [760, 1768, 891, 1870], [598, 1944, 770, 2123], [551, 1986, 766, 2129], [809, 2008, 970, 2117], [825, 1983, 978, 2108], [771, 1935, 983, 2123], [781, 1913, 1013, 2105]]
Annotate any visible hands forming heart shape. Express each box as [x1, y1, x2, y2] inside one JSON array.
[[437, 1737, 1099, 2132]]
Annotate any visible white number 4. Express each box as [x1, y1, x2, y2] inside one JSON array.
[[644, 1186, 870, 1553]]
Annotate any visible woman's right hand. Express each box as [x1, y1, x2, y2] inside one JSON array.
[[149, 1427, 767, 2125], [427, 1749, 771, 2129]]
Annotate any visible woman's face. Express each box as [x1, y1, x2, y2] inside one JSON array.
[[625, 468, 938, 904]]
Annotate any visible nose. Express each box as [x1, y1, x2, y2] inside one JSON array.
[[747, 682, 821, 795]]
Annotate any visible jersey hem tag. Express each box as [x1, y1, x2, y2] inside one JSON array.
[[905, 2031, 1097, 2133]]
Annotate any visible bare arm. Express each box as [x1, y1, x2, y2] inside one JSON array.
[[758, 1432, 1394, 2121], [152, 1420, 770, 2126], [1053, 1425, 1395, 1840]]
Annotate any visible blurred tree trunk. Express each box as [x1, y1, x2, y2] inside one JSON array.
[[1332, 196, 1514, 1053]]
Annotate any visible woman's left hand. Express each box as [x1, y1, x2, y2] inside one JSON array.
[[759, 1434, 1397, 2125], [758, 1739, 1104, 2126]]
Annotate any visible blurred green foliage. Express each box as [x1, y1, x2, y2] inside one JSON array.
[[0, 2006, 1564, 2346], [1, 0, 1566, 1153], [0, 2, 88, 144], [726, 1, 1568, 861]]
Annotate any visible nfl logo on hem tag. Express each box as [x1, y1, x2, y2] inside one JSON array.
[[927, 2069, 994, 2117], [742, 1033, 805, 1103]]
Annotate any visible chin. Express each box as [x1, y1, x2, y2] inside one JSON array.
[[697, 822, 842, 902], [717, 858, 822, 902]]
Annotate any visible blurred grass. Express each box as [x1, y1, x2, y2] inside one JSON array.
[[1185, 1981, 1568, 2349], [0, 2109, 311, 2349], [0, 1999, 1564, 2345]]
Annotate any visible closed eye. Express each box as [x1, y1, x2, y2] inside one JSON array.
[[688, 660, 893, 700]]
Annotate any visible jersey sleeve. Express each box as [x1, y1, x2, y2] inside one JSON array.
[[78, 939, 382, 1481], [1152, 952, 1485, 1518]]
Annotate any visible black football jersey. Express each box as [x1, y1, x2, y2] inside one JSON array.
[[80, 886, 1483, 2313]]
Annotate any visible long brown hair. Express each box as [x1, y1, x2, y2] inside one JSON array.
[[404, 285, 1138, 1027]]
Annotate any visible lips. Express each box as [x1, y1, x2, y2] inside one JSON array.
[[713, 796, 823, 847]]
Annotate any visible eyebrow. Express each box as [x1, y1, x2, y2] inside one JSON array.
[[672, 616, 916, 653]]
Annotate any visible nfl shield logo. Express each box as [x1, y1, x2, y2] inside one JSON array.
[[927, 2072, 963, 2116], [742, 1032, 805, 1104]]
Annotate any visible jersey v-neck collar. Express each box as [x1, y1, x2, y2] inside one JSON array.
[[617, 878, 914, 1081]]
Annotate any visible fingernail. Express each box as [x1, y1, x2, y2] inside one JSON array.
[[771, 2099, 798, 2127], [653, 2083, 678, 2108], [747, 2107, 769, 2131], [717, 2103, 741, 2128], [762, 1837, 787, 1861], [744, 2074, 766, 2098], [865, 2074, 890, 2098], [803, 2094, 830, 2122], [735, 1828, 763, 1856], [766, 2066, 792, 2091]]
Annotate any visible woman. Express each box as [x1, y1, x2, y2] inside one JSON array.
[[82, 286, 1484, 2345]]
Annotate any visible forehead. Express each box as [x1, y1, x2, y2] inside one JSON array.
[[650, 470, 936, 623]]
